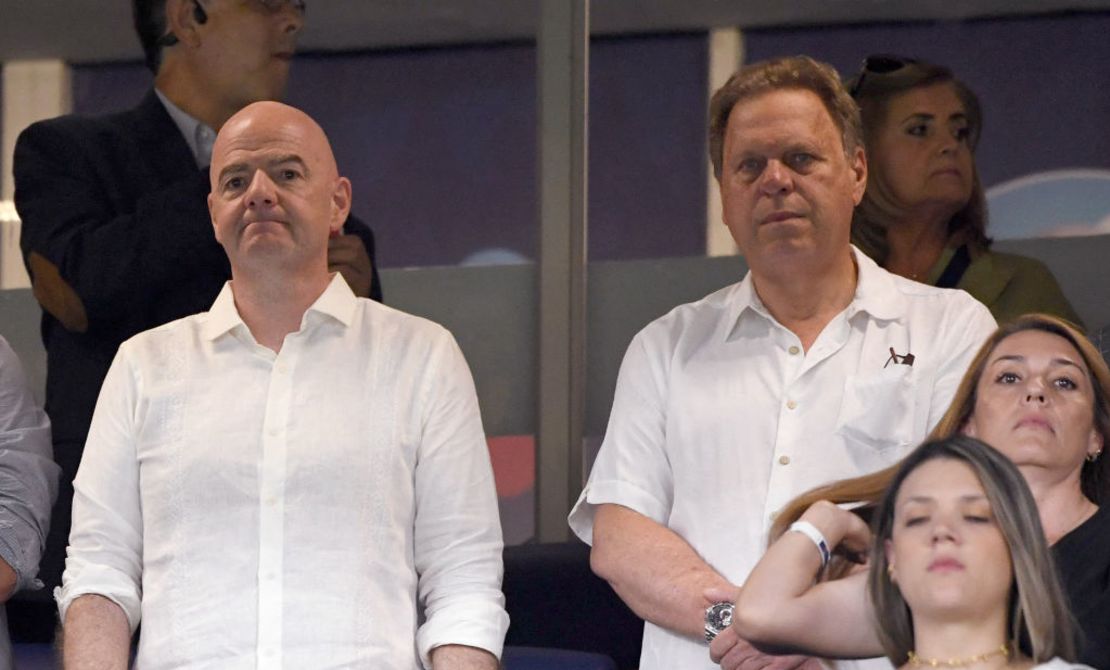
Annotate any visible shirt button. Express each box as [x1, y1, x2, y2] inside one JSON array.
[[267, 426, 278, 437], [275, 363, 288, 374], [779, 455, 791, 465], [786, 399, 797, 410], [788, 345, 800, 355]]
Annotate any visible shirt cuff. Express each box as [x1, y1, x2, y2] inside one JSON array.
[[0, 527, 33, 594], [56, 563, 143, 633], [416, 597, 509, 669], [567, 478, 670, 545]]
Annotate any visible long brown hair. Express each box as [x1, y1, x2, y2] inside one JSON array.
[[869, 436, 1077, 665], [771, 314, 1110, 547]]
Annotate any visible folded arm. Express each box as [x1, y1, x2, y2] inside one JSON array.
[[591, 502, 734, 639], [14, 120, 228, 333], [732, 501, 883, 658]]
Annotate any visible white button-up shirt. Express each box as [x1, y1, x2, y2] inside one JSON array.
[[569, 248, 996, 670], [58, 275, 508, 669]]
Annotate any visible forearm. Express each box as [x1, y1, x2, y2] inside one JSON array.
[[733, 502, 881, 657], [591, 503, 733, 639], [62, 594, 131, 670], [429, 644, 498, 670]]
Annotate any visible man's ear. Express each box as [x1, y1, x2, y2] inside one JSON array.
[[849, 146, 868, 206], [330, 177, 353, 234], [207, 192, 218, 236], [165, 0, 205, 48]]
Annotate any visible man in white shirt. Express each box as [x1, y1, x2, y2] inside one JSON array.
[[568, 56, 997, 670], [58, 101, 507, 670]]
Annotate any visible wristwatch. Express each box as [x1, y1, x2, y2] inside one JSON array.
[[704, 601, 734, 643]]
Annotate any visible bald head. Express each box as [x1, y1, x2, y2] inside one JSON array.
[[211, 101, 338, 189], [207, 101, 351, 279]]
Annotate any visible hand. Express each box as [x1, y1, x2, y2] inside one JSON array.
[[710, 627, 823, 670], [705, 585, 824, 670], [327, 233, 374, 298], [800, 501, 872, 564]]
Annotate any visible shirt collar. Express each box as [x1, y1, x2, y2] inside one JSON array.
[[847, 245, 904, 321], [201, 274, 359, 342], [155, 88, 217, 168], [727, 245, 904, 339]]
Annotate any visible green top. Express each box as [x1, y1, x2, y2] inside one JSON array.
[[923, 246, 1084, 329]]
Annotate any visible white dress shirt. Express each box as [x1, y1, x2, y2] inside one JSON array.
[[59, 275, 508, 669], [568, 248, 996, 670]]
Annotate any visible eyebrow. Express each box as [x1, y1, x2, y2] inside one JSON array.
[[216, 155, 309, 184], [899, 112, 969, 124], [988, 353, 1083, 371], [901, 493, 988, 506]]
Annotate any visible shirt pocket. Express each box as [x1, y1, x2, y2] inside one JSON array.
[[834, 365, 916, 453]]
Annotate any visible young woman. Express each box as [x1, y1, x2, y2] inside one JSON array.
[[731, 436, 1088, 669]]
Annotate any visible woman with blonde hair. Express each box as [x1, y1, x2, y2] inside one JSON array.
[[716, 314, 1108, 667]]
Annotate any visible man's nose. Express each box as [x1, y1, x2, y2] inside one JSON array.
[[245, 170, 277, 208], [279, 2, 305, 35], [758, 160, 793, 195]]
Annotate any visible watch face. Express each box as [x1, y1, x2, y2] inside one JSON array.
[[704, 601, 734, 642], [706, 602, 734, 629]]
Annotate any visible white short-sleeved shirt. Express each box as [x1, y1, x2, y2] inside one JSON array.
[[58, 275, 508, 669], [569, 248, 996, 670]]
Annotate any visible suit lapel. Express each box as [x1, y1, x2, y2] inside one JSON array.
[[129, 89, 201, 184]]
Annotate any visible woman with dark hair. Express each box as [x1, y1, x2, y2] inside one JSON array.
[[846, 56, 1080, 326], [730, 436, 1089, 669], [716, 315, 1109, 668]]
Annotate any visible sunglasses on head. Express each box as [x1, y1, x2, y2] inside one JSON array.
[[848, 54, 918, 97]]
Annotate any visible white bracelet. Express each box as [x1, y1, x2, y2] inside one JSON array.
[[789, 521, 831, 568]]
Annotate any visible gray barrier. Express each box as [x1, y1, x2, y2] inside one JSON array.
[[2, 236, 1107, 440]]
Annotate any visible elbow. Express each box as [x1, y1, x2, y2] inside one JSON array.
[[731, 597, 785, 649]]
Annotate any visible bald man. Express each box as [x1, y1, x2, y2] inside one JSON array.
[[58, 102, 507, 670]]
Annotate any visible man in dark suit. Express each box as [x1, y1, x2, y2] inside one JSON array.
[[12, 0, 381, 618]]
